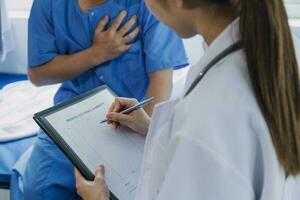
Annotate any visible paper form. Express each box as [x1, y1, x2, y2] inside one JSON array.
[[45, 89, 145, 200]]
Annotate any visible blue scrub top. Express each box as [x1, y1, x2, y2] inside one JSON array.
[[28, 0, 188, 105]]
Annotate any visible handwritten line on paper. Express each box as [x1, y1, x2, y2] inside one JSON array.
[[66, 103, 104, 123]]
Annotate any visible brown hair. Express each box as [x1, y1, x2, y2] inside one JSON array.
[[184, 0, 300, 175]]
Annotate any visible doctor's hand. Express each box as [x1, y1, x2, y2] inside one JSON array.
[[106, 98, 151, 135], [90, 10, 140, 65], [75, 165, 109, 200]]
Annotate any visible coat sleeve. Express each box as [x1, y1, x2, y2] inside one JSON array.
[[155, 135, 255, 200]]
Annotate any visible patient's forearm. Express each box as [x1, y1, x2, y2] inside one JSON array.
[[144, 68, 173, 116], [28, 48, 103, 86]]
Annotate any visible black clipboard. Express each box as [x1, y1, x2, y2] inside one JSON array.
[[33, 85, 118, 200]]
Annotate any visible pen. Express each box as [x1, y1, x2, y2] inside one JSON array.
[[100, 97, 154, 124]]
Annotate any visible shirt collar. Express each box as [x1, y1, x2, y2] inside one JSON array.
[[183, 18, 241, 96], [74, 0, 116, 16]]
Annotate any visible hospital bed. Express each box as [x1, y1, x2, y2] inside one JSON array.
[[0, 74, 59, 191], [0, 74, 26, 88], [0, 1, 299, 198], [0, 73, 28, 189]]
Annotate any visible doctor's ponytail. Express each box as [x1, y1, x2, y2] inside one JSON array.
[[182, 0, 300, 175], [239, 0, 300, 176]]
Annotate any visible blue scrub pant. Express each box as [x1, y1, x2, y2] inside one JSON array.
[[23, 131, 82, 200]]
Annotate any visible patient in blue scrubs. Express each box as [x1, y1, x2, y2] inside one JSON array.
[[23, 0, 187, 199]]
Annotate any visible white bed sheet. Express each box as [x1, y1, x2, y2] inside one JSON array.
[[0, 81, 59, 142]]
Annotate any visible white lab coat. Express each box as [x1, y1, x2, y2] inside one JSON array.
[[135, 19, 300, 200]]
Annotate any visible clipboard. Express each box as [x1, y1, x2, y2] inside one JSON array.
[[33, 85, 145, 200]]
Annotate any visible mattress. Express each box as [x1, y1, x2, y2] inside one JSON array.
[[0, 73, 27, 89]]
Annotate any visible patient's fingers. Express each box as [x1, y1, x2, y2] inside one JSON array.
[[110, 11, 127, 30], [118, 15, 137, 36], [96, 16, 109, 33], [123, 27, 140, 43]]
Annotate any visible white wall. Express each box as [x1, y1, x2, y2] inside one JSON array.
[[0, 0, 31, 74], [6, 0, 33, 11], [286, 0, 300, 18], [183, 36, 204, 66], [0, 189, 9, 200]]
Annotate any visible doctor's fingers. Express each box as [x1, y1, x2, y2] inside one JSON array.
[[112, 98, 138, 112], [74, 168, 83, 182], [107, 100, 127, 125], [106, 98, 138, 126], [106, 112, 133, 127], [74, 168, 89, 187], [106, 102, 116, 124], [94, 165, 105, 183]]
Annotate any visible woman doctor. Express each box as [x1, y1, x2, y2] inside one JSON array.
[[75, 0, 300, 199]]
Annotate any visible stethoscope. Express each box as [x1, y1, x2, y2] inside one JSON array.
[[184, 41, 242, 97]]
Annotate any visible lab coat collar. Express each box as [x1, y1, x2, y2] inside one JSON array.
[[183, 18, 241, 96]]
